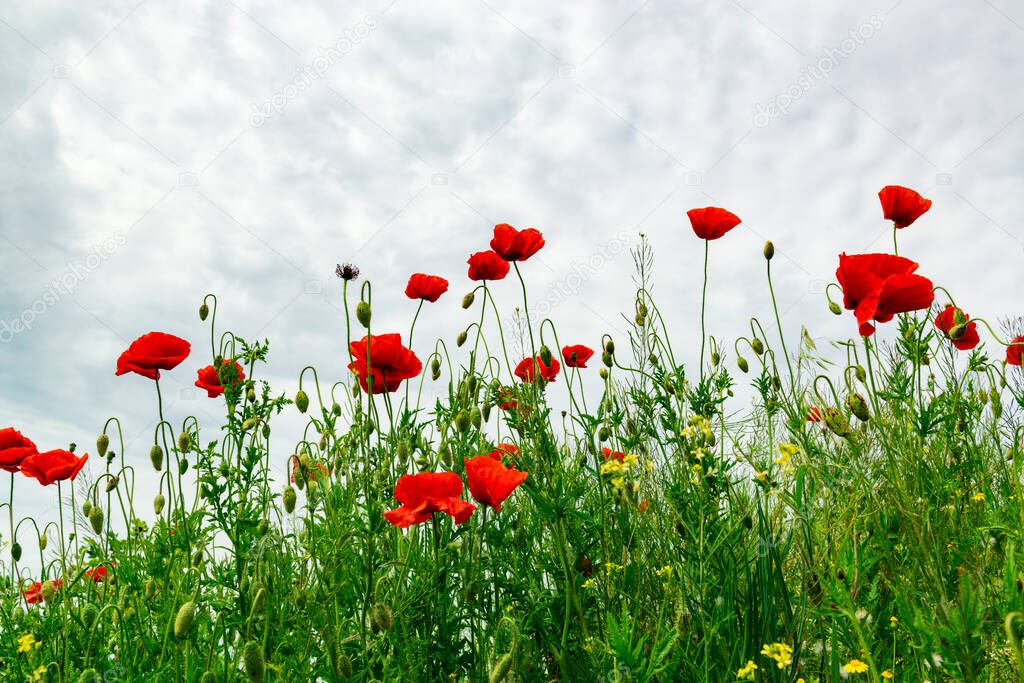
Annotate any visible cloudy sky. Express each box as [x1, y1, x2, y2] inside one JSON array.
[[2, 0, 1023, 526]]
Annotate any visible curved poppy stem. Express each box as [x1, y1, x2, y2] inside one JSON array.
[[512, 263, 537, 363], [699, 239, 709, 378]]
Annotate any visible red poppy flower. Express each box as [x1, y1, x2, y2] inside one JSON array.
[[686, 207, 741, 240], [835, 253, 935, 336], [638, 500, 650, 512], [383, 472, 476, 528], [20, 450, 89, 486], [514, 355, 561, 383], [1007, 336, 1024, 366], [603, 448, 626, 462], [115, 332, 191, 380], [467, 250, 511, 281], [490, 223, 545, 262], [405, 273, 449, 303], [348, 334, 422, 394], [290, 456, 328, 484], [879, 185, 932, 229], [807, 407, 822, 423], [934, 305, 980, 351], [195, 359, 245, 398], [486, 443, 519, 461], [0, 427, 37, 473], [562, 345, 594, 368], [85, 565, 108, 583], [577, 555, 593, 576], [23, 579, 61, 604], [464, 456, 528, 511], [496, 388, 518, 411]]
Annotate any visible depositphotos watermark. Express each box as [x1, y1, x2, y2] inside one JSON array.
[[753, 16, 883, 128], [249, 16, 378, 127], [0, 231, 127, 344]]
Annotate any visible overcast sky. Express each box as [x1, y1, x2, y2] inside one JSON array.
[[2, 0, 1023, 527]]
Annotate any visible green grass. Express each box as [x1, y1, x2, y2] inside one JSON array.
[[2, 233, 1024, 683]]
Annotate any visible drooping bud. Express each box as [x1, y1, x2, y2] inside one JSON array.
[[462, 291, 476, 309], [295, 390, 310, 413], [38, 533, 47, 551], [599, 368, 609, 380], [81, 602, 99, 628], [489, 654, 514, 683], [332, 402, 342, 416], [605, 339, 615, 355], [283, 486, 297, 513], [370, 603, 393, 633], [847, 392, 870, 422], [470, 406, 482, 430], [763, 240, 775, 261], [179, 458, 189, 475], [337, 653, 353, 679], [854, 365, 867, 383], [154, 494, 166, 515], [824, 409, 851, 438], [105, 475, 119, 493], [431, 358, 441, 380], [711, 351, 720, 366], [89, 505, 105, 534], [41, 579, 57, 603], [751, 338, 765, 356], [828, 301, 842, 316], [198, 302, 210, 321], [83, 500, 92, 517], [737, 356, 749, 373], [150, 445, 164, 471], [96, 434, 110, 457], [355, 300, 372, 329], [539, 345, 552, 366], [11, 542, 21, 562], [602, 352, 613, 368], [456, 330, 468, 347], [598, 426, 610, 442], [174, 601, 197, 639]]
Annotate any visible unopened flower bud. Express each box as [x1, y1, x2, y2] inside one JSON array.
[[174, 601, 196, 639], [455, 410, 471, 433], [89, 505, 105, 534], [605, 339, 615, 355], [283, 486, 297, 513], [355, 301, 371, 329], [431, 358, 441, 380], [539, 345, 552, 366], [199, 302, 209, 321], [154, 494, 166, 515], [847, 392, 870, 422], [462, 292, 476, 309], [828, 301, 842, 316], [599, 368, 609, 380], [470, 407, 482, 430], [457, 330, 468, 347], [763, 240, 775, 260], [177, 431, 192, 454], [295, 390, 310, 413], [489, 654, 514, 683], [11, 542, 21, 562], [96, 434, 110, 457], [337, 653, 353, 679], [598, 426, 610, 442], [83, 500, 92, 517], [751, 338, 765, 355], [81, 603, 99, 628], [105, 475, 119, 493], [854, 365, 867, 383], [602, 352, 613, 368], [370, 603, 393, 633], [737, 356, 749, 373], [41, 579, 57, 603], [247, 388, 257, 403], [711, 351, 720, 366], [150, 444, 164, 471], [38, 533, 47, 551]]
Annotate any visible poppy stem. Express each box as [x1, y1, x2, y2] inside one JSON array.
[[513, 263, 537, 363], [700, 240, 709, 378], [766, 259, 796, 392], [7, 472, 13, 583], [892, 224, 899, 256]]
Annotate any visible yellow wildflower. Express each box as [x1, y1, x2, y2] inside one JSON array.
[[736, 659, 758, 681], [761, 642, 793, 669], [655, 565, 673, 578], [971, 492, 985, 502], [18, 633, 38, 653], [881, 671, 893, 679], [843, 659, 869, 674]]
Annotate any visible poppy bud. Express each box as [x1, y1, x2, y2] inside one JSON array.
[[824, 410, 851, 438], [430, 358, 441, 380], [331, 402, 342, 417], [97, 434, 110, 457], [41, 579, 57, 603], [751, 338, 764, 355], [355, 301, 371, 329], [247, 388, 257, 403], [105, 475, 119, 493], [282, 485, 297, 513], [978, 389, 989, 405], [11, 542, 21, 562], [602, 352, 613, 368], [89, 505, 104, 534], [177, 431, 192, 454], [174, 601, 196, 639], [456, 330, 468, 347], [198, 302, 210, 321], [737, 356, 749, 373], [599, 368, 609, 380], [192, 548, 204, 568], [470, 407, 482, 430], [81, 603, 99, 628], [828, 301, 842, 316], [598, 426, 609, 442], [145, 580, 159, 599], [150, 445, 164, 471], [711, 351, 720, 366], [370, 603, 393, 633], [83, 500, 92, 517], [154, 494, 166, 515], [39, 533, 47, 551], [462, 292, 476, 309], [489, 654, 513, 683], [763, 240, 775, 261], [539, 345, 552, 366], [295, 390, 310, 413], [79, 668, 102, 683], [179, 458, 189, 475], [847, 392, 870, 422], [855, 365, 867, 383]]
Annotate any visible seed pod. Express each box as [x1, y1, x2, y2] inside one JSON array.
[[174, 601, 196, 639], [154, 494, 166, 515], [751, 338, 765, 355], [150, 445, 164, 471], [461, 291, 475, 309], [489, 654, 514, 683], [847, 392, 870, 422], [89, 506, 105, 534], [355, 301, 371, 329], [243, 640, 265, 681], [283, 486, 297, 513], [829, 301, 842, 316], [81, 603, 99, 628], [96, 434, 110, 457], [178, 432, 192, 454], [763, 240, 775, 261], [370, 603, 393, 633], [11, 542, 21, 562], [295, 390, 310, 414]]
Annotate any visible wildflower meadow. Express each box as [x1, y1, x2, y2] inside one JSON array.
[[3, 188, 1024, 682]]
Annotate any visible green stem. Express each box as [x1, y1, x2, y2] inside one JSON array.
[[700, 240, 709, 378]]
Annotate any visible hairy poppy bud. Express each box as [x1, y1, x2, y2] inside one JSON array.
[[192, 548, 204, 568], [370, 603, 393, 633], [78, 668, 102, 683], [41, 579, 57, 603], [246, 387, 256, 403], [598, 426, 609, 442], [431, 358, 441, 380], [751, 338, 765, 355], [599, 368, 609, 380], [828, 301, 842, 316], [456, 330, 468, 347], [355, 301, 371, 329], [605, 339, 615, 355], [482, 403, 492, 423], [11, 542, 21, 562], [332, 402, 342, 417], [154, 494, 165, 515], [711, 351, 720, 366], [150, 444, 164, 471], [539, 345, 552, 366], [89, 505, 104, 534], [763, 240, 775, 261], [602, 352, 613, 368], [824, 409, 851, 438], [489, 654, 514, 683], [737, 356, 749, 373], [462, 291, 475, 309], [283, 486, 297, 513], [81, 602, 99, 628], [470, 407, 482, 430], [179, 458, 189, 475], [174, 601, 196, 639], [847, 393, 870, 422], [177, 431, 192, 454], [38, 533, 47, 551], [198, 302, 209, 321], [854, 365, 867, 383], [295, 390, 309, 413], [83, 500, 92, 517], [105, 475, 119, 493], [96, 434, 110, 457]]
